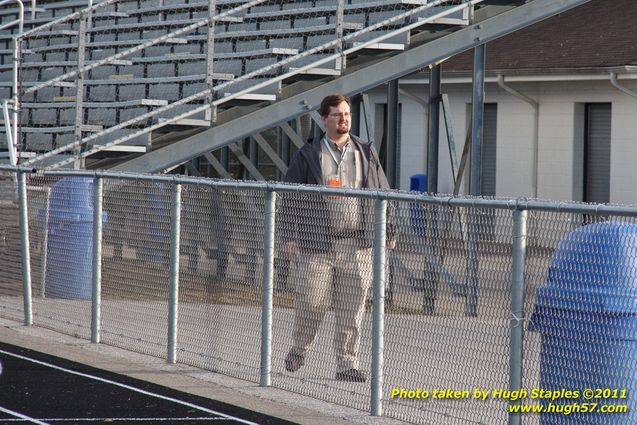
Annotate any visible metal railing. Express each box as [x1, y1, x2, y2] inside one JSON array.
[[1, 0, 25, 167], [0, 0, 26, 33], [3, 165, 637, 423], [12, 0, 478, 169]]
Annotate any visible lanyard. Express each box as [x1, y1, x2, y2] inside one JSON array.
[[323, 137, 350, 167]]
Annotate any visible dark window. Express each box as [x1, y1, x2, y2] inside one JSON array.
[[583, 103, 611, 203]]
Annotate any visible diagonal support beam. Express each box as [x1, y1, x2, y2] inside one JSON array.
[[228, 142, 265, 181], [253, 132, 288, 174], [113, 0, 591, 173], [203, 152, 232, 179], [360, 93, 375, 148], [441, 93, 459, 179], [184, 161, 201, 176], [308, 111, 325, 133], [279, 122, 305, 149], [454, 127, 472, 196]]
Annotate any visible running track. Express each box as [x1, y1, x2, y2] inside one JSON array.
[[0, 342, 297, 425]]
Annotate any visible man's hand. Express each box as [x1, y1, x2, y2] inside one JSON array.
[[386, 240, 397, 250], [283, 241, 299, 259]]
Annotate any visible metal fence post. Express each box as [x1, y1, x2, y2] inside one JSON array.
[[508, 208, 527, 425], [466, 208, 479, 317], [260, 190, 276, 387], [167, 183, 181, 364], [371, 198, 387, 416], [39, 186, 50, 297], [466, 44, 486, 318], [91, 177, 103, 343], [17, 170, 32, 326]]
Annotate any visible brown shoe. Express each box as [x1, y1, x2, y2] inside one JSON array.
[[335, 369, 367, 382], [285, 351, 304, 372]]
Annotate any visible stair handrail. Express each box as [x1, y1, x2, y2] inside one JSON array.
[[0, 0, 24, 164], [20, 0, 115, 38], [0, 0, 25, 33], [21, 0, 267, 96], [14, 0, 269, 165], [23, 0, 480, 168], [3, 100, 17, 166]]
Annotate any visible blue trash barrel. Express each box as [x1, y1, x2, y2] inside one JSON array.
[[529, 221, 637, 424], [45, 178, 97, 299], [410, 174, 427, 192], [410, 174, 427, 237]]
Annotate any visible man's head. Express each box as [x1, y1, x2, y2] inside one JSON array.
[[319, 94, 352, 142]]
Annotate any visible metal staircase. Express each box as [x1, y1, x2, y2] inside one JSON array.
[[0, 0, 592, 175]]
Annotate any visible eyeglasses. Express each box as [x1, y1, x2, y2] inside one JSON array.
[[328, 112, 351, 119]]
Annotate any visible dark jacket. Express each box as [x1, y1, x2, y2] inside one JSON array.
[[281, 134, 396, 253]]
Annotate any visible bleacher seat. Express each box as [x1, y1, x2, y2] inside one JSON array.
[[0, 0, 471, 164]]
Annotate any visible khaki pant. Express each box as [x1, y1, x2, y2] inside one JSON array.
[[290, 238, 373, 373]]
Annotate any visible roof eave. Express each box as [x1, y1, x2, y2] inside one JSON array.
[[401, 66, 637, 84]]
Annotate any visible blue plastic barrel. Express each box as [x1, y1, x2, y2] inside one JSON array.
[[45, 178, 97, 299], [410, 174, 427, 192], [410, 174, 427, 237], [528, 221, 637, 424]]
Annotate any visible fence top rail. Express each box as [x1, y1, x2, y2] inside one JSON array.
[[3, 165, 637, 217]]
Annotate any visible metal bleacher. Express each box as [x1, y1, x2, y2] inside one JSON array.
[[0, 0, 591, 173]]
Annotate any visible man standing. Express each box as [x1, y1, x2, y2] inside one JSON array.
[[282, 93, 395, 382]]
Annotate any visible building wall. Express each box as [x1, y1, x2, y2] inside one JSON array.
[[609, 83, 637, 205], [374, 77, 637, 204]]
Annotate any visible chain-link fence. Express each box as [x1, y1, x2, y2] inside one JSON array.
[[2, 166, 637, 424]]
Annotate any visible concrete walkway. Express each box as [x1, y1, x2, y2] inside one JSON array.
[[0, 316, 410, 425]]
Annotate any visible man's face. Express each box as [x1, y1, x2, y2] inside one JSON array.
[[321, 101, 351, 138]]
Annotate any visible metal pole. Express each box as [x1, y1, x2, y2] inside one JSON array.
[[466, 212, 479, 318], [205, 0, 216, 122], [278, 126, 289, 180], [426, 64, 442, 315], [508, 208, 527, 425], [14, 0, 23, 155], [249, 137, 258, 175], [386, 80, 399, 188], [470, 44, 485, 196], [260, 190, 276, 387], [221, 147, 229, 171], [91, 177, 103, 343], [3, 100, 18, 200], [427, 64, 441, 194], [466, 44, 485, 318], [74, 11, 87, 169], [12, 34, 21, 162], [335, 0, 345, 70], [361, 93, 375, 147], [39, 187, 50, 297], [371, 198, 387, 416], [17, 171, 32, 325], [2, 101, 15, 166], [167, 183, 182, 364], [86, 0, 94, 30]]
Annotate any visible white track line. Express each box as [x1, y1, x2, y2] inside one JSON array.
[[0, 349, 259, 425], [0, 406, 50, 425], [1, 418, 228, 422]]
